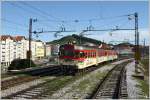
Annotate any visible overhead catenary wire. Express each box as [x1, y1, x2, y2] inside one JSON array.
[[21, 0, 133, 23], [37, 13, 135, 23], [8, 1, 135, 24], [8, 2, 58, 32], [1, 18, 28, 28], [2, 24, 28, 31], [8, 2, 135, 30], [81, 17, 132, 35], [20, 2, 63, 22], [1, 25, 28, 35], [8, 2, 37, 19], [18, 2, 64, 30]]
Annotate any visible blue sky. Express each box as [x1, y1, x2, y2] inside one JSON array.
[[1, 1, 149, 45]]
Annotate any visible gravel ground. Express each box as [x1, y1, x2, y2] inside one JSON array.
[[1, 76, 55, 98], [126, 61, 143, 99], [48, 59, 130, 99]]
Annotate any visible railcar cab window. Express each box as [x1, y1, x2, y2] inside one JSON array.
[[61, 50, 74, 56]]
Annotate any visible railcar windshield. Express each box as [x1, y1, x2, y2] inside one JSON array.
[[60, 50, 85, 58], [59, 45, 85, 58], [60, 50, 74, 57]]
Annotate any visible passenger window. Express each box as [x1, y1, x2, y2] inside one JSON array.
[[80, 52, 85, 58]]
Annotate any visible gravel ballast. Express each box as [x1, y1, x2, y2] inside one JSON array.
[[126, 61, 143, 98]]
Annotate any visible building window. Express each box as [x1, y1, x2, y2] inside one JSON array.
[[2, 57, 5, 61]]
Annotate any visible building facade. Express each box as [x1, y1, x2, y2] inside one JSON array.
[[0, 35, 45, 72], [0, 35, 14, 71], [35, 40, 45, 59], [45, 44, 52, 58]]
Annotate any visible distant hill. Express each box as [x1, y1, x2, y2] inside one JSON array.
[[47, 34, 104, 46]]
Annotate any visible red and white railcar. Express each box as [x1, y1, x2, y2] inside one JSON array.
[[59, 44, 118, 70]]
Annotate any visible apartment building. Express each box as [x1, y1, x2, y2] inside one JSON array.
[[45, 44, 52, 58], [14, 36, 27, 59], [0, 35, 45, 72], [35, 40, 45, 59], [0, 35, 14, 71]]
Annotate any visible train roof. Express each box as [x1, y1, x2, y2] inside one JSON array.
[[60, 44, 113, 51]]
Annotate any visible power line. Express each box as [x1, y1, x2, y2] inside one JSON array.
[[36, 13, 133, 24], [1, 18, 28, 27], [20, 2, 63, 21], [8, 2, 50, 31], [8, 2, 60, 31], [82, 13, 134, 22], [7, 1, 75, 31], [13, 1, 136, 28], [8, 2, 36, 19], [7, 1, 135, 24], [2, 25, 28, 31], [85, 17, 127, 30]]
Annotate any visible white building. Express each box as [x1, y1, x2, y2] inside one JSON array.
[[14, 36, 27, 59], [35, 40, 45, 59], [0, 35, 14, 71], [0, 35, 45, 72], [45, 44, 52, 58]]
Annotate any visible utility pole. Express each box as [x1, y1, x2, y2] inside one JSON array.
[[143, 38, 145, 57], [134, 12, 140, 73], [27, 18, 32, 67]]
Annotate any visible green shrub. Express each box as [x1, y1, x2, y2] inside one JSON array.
[[8, 59, 36, 70]]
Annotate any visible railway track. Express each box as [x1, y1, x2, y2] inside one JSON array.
[[1, 76, 39, 90], [2, 76, 63, 99], [89, 60, 131, 99], [1, 65, 61, 90]]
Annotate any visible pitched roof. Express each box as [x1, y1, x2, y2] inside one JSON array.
[[0, 35, 14, 41], [14, 36, 26, 41], [0, 35, 26, 41]]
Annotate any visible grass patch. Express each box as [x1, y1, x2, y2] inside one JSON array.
[[46, 76, 73, 91], [94, 71, 107, 79], [135, 77, 149, 98], [78, 79, 90, 90], [43, 75, 83, 97], [71, 71, 107, 95], [140, 58, 149, 76]]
